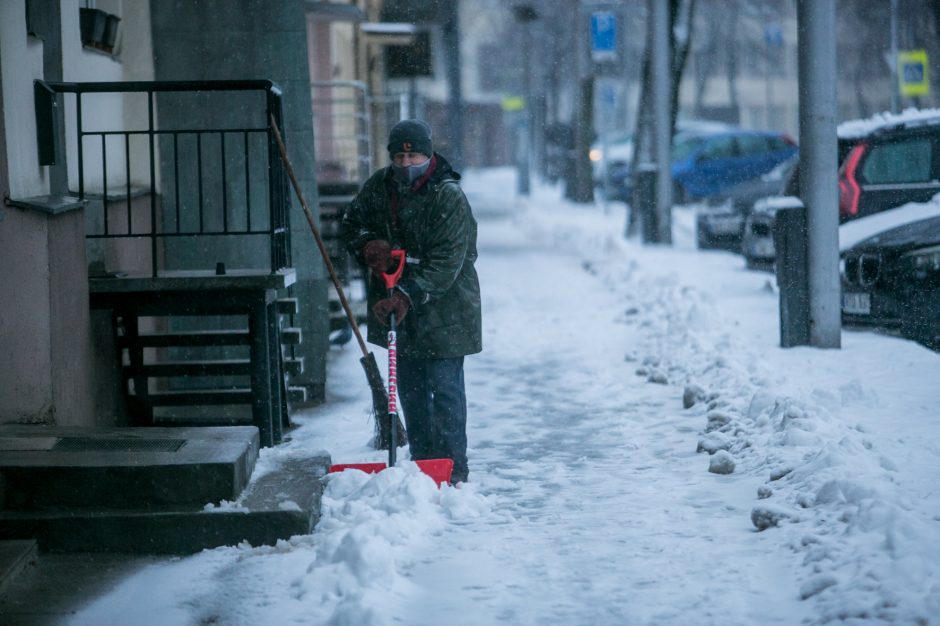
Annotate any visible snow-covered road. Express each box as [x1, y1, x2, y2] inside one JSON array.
[[71, 168, 940, 626]]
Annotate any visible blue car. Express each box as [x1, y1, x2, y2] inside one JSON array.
[[611, 128, 798, 203]]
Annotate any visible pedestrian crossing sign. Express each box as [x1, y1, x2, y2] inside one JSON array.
[[898, 50, 929, 97]]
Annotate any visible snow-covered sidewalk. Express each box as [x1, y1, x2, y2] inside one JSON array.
[[72, 168, 940, 625]]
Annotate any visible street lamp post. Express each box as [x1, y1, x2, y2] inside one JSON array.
[[513, 5, 538, 196]]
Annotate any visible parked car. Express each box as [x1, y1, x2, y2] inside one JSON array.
[[742, 195, 802, 270], [599, 120, 737, 202], [590, 131, 633, 192], [672, 128, 797, 202], [839, 112, 940, 222], [839, 201, 940, 338], [897, 241, 940, 350], [696, 155, 798, 251], [840, 214, 940, 349]]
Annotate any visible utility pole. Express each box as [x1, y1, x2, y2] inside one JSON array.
[[513, 5, 539, 196], [569, 3, 594, 203], [650, 0, 672, 242], [797, 0, 841, 348], [890, 0, 899, 113], [441, 0, 464, 170]]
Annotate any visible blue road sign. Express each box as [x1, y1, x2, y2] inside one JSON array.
[[591, 12, 616, 62]]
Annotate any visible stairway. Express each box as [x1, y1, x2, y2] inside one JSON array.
[[318, 182, 368, 340], [120, 298, 304, 425], [90, 269, 300, 447]]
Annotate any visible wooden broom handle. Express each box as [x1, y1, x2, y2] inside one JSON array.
[[269, 114, 370, 358]]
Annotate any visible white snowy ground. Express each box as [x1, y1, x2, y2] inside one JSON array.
[[72, 168, 940, 626]]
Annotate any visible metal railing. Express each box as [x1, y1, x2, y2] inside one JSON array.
[[311, 80, 372, 184], [37, 80, 292, 277]]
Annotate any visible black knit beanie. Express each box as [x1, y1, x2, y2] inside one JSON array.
[[387, 119, 432, 157]]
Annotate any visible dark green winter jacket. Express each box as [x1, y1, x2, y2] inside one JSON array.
[[341, 154, 482, 359]]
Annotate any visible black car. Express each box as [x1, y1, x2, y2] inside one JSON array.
[[839, 113, 940, 222], [699, 155, 798, 251], [841, 214, 940, 349]]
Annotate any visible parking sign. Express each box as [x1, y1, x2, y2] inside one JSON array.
[[590, 12, 616, 62]]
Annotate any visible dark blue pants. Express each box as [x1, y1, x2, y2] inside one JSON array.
[[397, 355, 469, 481]]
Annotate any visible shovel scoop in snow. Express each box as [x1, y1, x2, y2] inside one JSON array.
[[328, 459, 454, 487]]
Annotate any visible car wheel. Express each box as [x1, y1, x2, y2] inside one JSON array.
[[696, 225, 716, 250], [900, 316, 940, 351], [673, 181, 687, 205]]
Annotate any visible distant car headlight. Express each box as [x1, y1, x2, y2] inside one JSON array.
[[589, 148, 602, 162], [904, 244, 940, 277]]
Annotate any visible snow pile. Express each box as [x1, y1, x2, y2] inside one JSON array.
[[284, 464, 490, 625], [837, 107, 940, 139], [515, 186, 940, 623], [72, 464, 491, 626], [839, 193, 940, 251]]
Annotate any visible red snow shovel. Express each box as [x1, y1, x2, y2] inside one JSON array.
[[328, 250, 454, 487]]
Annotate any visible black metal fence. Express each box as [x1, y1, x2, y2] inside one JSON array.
[[36, 80, 292, 277]]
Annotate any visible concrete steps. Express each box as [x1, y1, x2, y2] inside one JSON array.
[[0, 426, 329, 554], [0, 425, 258, 509]]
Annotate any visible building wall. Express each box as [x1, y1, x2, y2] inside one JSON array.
[[150, 0, 329, 402], [0, 0, 100, 426], [2, 1, 50, 198]]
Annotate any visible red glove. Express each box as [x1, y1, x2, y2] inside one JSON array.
[[373, 290, 410, 325], [362, 239, 392, 273]]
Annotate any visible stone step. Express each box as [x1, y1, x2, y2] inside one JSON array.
[[0, 457, 329, 554], [283, 356, 304, 377], [0, 426, 258, 510], [275, 297, 299, 315], [280, 326, 302, 345], [0, 540, 37, 597], [121, 329, 251, 348], [125, 359, 252, 378], [145, 389, 254, 406], [287, 386, 307, 403]]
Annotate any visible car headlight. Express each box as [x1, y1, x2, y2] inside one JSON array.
[[589, 148, 602, 162], [903, 244, 940, 277]]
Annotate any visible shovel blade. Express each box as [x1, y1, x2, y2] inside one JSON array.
[[328, 458, 454, 487]]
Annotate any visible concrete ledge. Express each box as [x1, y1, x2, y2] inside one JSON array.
[[5, 195, 85, 216], [88, 268, 297, 293], [0, 456, 330, 554], [0, 426, 259, 509]]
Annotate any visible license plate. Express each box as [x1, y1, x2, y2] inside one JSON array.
[[752, 240, 774, 257], [842, 292, 871, 315], [708, 216, 743, 234]]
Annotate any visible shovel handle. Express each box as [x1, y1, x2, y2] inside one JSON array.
[[381, 249, 406, 289]]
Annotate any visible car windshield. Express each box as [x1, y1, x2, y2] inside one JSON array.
[[671, 135, 703, 160]]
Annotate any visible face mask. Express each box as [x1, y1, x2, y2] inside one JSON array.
[[391, 157, 431, 185]]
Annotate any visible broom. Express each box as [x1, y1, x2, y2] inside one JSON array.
[[270, 114, 406, 450]]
